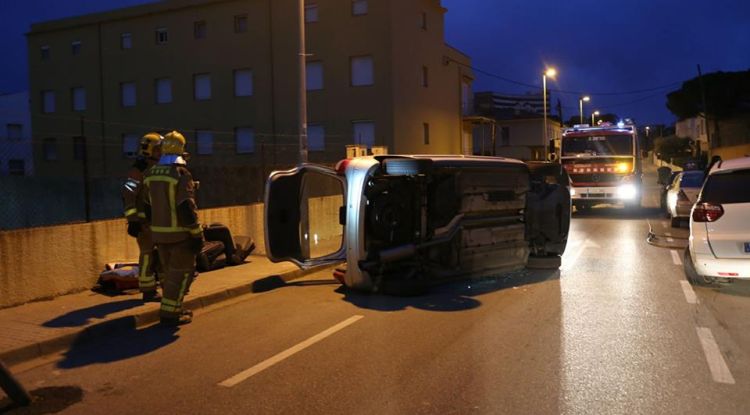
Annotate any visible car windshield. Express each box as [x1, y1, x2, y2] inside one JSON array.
[[680, 171, 705, 187], [701, 169, 750, 204], [562, 134, 633, 157]]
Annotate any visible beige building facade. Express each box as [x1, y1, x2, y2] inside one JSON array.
[[27, 0, 473, 179]]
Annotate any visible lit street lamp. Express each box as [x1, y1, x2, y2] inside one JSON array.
[[543, 67, 557, 160], [579, 96, 590, 124], [591, 110, 600, 126]]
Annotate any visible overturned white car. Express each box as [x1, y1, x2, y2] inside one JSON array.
[[265, 155, 571, 294]]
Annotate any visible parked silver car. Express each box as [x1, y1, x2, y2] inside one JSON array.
[[264, 155, 571, 294], [665, 170, 705, 227]]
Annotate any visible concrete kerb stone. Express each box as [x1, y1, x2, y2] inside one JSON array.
[[0, 264, 333, 367]]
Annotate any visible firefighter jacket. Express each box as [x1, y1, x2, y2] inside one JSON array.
[[122, 158, 149, 223], [143, 163, 202, 244]]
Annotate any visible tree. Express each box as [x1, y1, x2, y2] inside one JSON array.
[[654, 135, 691, 160], [666, 70, 750, 120]]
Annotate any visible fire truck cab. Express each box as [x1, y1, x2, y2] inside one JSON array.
[[560, 121, 642, 211]]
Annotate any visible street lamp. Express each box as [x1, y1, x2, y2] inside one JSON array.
[[579, 96, 590, 124], [542, 67, 557, 160], [591, 110, 600, 126]]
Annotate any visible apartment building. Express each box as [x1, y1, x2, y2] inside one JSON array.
[[27, 0, 473, 179], [0, 91, 33, 176]]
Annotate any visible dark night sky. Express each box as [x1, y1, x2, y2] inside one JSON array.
[[1, 0, 749, 126]]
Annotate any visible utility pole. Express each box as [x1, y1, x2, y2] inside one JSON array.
[[298, 0, 308, 164]]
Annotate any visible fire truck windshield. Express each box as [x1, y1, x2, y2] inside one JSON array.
[[562, 134, 633, 157]]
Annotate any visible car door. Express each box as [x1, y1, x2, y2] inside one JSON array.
[[264, 164, 347, 268], [666, 172, 683, 216], [701, 168, 750, 259]]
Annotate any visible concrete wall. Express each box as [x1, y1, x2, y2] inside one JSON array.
[[0, 194, 346, 309], [712, 143, 750, 161]]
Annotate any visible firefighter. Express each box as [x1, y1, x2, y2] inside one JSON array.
[[122, 132, 163, 302], [144, 131, 203, 326]]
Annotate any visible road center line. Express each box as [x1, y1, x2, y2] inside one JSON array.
[[218, 315, 364, 388], [670, 249, 682, 265], [696, 327, 735, 384], [666, 237, 674, 243], [680, 280, 698, 304]]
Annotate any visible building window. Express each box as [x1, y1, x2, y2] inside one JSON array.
[[234, 15, 248, 33], [352, 0, 368, 15], [423, 123, 430, 145], [123, 134, 139, 158], [71, 41, 81, 55], [421, 66, 429, 87], [501, 127, 510, 146], [235, 127, 255, 154], [41, 90, 55, 113], [43, 138, 58, 161], [196, 130, 213, 155], [6, 124, 22, 140], [420, 12, 427, 30], [308, 124, 325, 151], [194, 21, 207, 39], [155, 28, 168, 45], [305, 4, 319, 23], [71, 87, 86, 111], [350, 55, 373, 86], [120, 82, 136, 107], [194, 74, 212, 101], [352, 121, 374, 147], [121, 33, 132, 49], [8, 160, 25, 176], [40, 45, 50, 60], [155, 78, 173, 104], [73, 136, 86, 161], [306, 62, 323, 91], [233, 70, 253, 97]]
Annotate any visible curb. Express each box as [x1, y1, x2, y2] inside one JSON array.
[[0, 265, 331, 367]]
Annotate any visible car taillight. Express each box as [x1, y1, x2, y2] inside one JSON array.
[[692, 202, 724, 222], [677, 190, 689, 202]]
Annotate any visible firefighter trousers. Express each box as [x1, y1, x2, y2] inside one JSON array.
[[137, 225, 158, 293], [155, 239, 195, 318]]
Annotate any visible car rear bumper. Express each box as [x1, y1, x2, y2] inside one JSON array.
[[692, 251, 750, 279]]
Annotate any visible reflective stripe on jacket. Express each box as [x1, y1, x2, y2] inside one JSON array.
[[144, 164, 201, 244]]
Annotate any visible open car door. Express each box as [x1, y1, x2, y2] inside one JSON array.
[[264, 164, 347, 268]]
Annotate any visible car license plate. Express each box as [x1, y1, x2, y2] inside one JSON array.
[[745, 242, 750, 253]]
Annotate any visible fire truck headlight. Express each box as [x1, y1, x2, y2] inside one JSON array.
[[617, 184, 637, 199], [616, 163, 631, 173]]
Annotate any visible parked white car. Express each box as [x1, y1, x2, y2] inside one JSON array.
[[666, 170, 705, 227], [684, 156, 750, 284]]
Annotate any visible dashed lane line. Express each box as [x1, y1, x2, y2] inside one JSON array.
[[680, 280, 698, 304], [218, 315, 365, 387], [696, 327, 736, 384], [670, 249, 682, 265]]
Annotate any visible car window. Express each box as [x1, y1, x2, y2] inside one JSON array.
[[680, 171, 705, 187], [701, 169, 750, 204]]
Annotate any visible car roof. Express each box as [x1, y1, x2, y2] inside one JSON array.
[[710, 156, 750, 175]]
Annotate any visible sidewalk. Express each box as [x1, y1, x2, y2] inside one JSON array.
[[0, 255, 318, 367]]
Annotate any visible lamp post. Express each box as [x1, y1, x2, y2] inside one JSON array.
[[591, 110, 600, 126], [542, 67, 557, 160], [298, 0, 308, 164], [579, 96, 590, 124]]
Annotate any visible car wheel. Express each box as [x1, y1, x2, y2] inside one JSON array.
[[670, 217, 682, 228], [527, 255, 562, 269], [683, 247, 715, 286]]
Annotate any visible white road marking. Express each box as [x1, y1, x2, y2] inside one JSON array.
[[696, 327, 735, 384], [665, 232, 672, 237], [561, 239, 600, 271], [667, 237, 674, 243], [661, 222, 668, 228], [680, 281, 698, 304], [670, 249, 682, 265], [218, 315, 364, 387]]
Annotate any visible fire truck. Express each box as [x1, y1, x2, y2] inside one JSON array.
[[559, 121, 642, 211]]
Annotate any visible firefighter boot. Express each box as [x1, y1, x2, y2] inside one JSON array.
[[159, 310, 192, 327]]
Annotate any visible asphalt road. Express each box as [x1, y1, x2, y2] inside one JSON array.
[[4, 172, 750, 415]]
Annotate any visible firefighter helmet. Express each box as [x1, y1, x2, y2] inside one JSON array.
[[139, 132, 163, 158], [162, 131, 186, 155]]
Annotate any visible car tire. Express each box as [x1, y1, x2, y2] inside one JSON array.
[[670, 217, 681, 228], [527, 255, 562, 269], [683, 247, 715, 286]]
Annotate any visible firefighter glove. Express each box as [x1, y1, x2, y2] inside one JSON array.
[[127, 221, 141, 238]]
